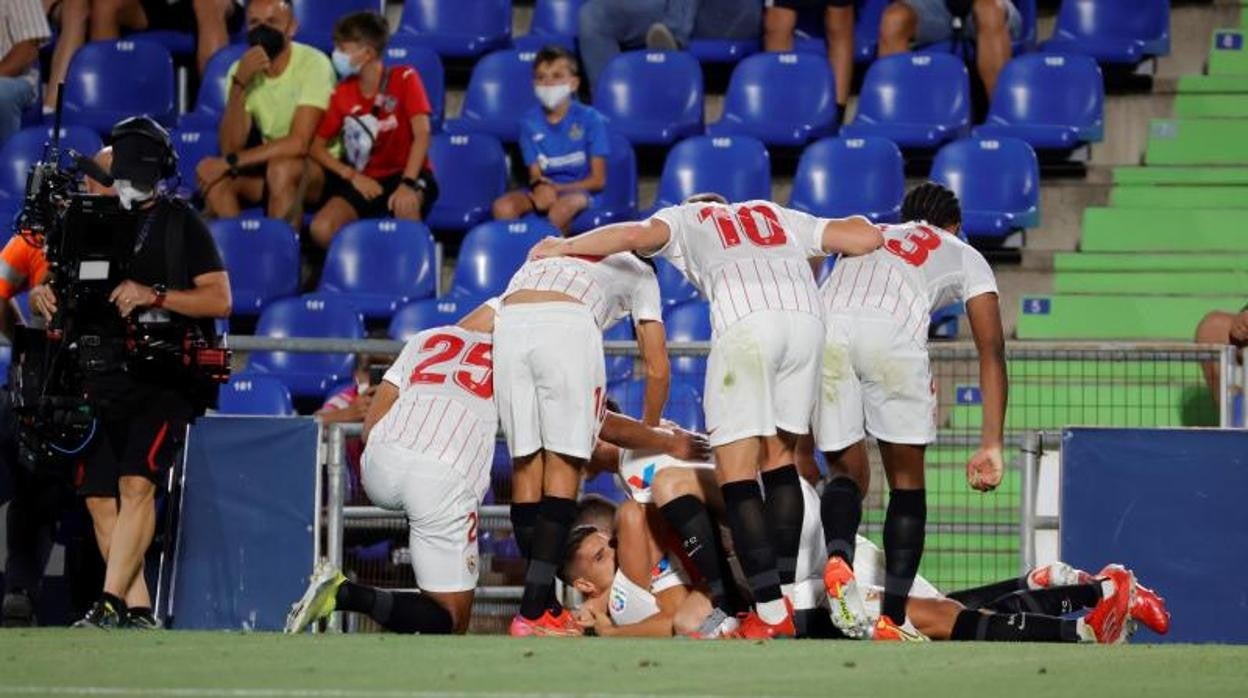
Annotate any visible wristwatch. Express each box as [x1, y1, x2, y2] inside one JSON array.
[[401, 176, 422, 191], [151, 283, 168, 309], [225, 152, 240, 177]]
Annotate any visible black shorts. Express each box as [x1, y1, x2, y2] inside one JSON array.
[[326, 169, 439, 221], [767, 0, 854, 10], [139, 0, 245, 34], [75, 387, 193, 498]]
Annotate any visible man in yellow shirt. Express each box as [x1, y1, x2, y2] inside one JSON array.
[[195, 0, 335, 227]]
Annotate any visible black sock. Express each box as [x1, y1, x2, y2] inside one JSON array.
[[510, 501, 539, 559], [946, 577, 1027, 610], [721, 480, 782, 604], [101, 592, 127, 614], [881, 488, 925, 624], [985, 583, 1103, 616], [518, 495, 577, 620], [761, 465, 803, 586], [820, 476, 862, 566], [836, 102, 848, 125], [334, 581, 452, 634], [659, 494, 729, 608], [951, 609, 1080, 643]]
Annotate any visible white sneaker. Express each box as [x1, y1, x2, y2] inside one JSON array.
[[689, 607, 739, 639]]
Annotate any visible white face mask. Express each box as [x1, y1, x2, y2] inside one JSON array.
[[535, 83, 573, 111], [114, 179, 154, 211]]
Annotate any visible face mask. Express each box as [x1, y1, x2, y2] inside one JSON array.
[[331, 49, 361, 78], [247, 24, 287, 60], [114, 179, 154, 211], [535, 83, 573, 111]]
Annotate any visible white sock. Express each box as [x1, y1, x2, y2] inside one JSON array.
[[780, 582, 794, 601], [1100, 578, 1115, 600], [1075, 618, 1096, 643], [757, 598, 787, 625]]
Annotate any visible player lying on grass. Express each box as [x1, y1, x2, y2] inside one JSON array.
[[284, 301, 706, 636]]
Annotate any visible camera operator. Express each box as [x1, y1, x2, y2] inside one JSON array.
[[30, 117, 231, 629]]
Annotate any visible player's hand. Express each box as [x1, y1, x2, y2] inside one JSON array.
[[29, 284, 58, 322], [1230, 310, 1248, 347], [235, 46, 271, 85], [351, 173, 383, 200], [529, 236, 567, 261], [531, 182, 558, 211], [388, 183, 423, 219], [574, 607, 611, 636], [966, 445, 1004, 492], [666, 427, 712, 463], [109, 280, 156, 317], [197, 157, 232, 190]]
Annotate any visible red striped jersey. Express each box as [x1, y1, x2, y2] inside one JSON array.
[[503, 252, 663, 330], [368, 326, 497, 501], [648, 200, 828, 333], [820, 222, 998, 344]]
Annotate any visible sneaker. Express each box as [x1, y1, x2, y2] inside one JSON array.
[[1, 592, 35, 628], [823, 557, 869, 639], [729, 599, 796, 640], [687, 607, 739, 639], [284, 560, 346, 634], [644, 22, 679, 51], [871, 615, 927, 642], [508, 610, 582, 637], [73, 598, 124, 629], [1130, 581, 1170, 635], [1084, 564, 1135, 644], [1026, 561, 1092, 589], [126, 608, 163, 630]]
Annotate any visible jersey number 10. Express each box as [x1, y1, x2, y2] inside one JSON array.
[[409, 333, 494, 399], [884, 225, 942, 266], [698, 205, 789, 249]]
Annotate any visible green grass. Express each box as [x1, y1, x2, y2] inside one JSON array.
[[2, 630, 1246, 697]]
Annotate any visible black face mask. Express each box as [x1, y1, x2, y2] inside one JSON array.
[[247, 24, 287, 60]]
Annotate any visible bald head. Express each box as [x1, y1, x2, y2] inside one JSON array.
[[246, 0, 295, 35]]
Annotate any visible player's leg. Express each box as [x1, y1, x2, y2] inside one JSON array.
[[762, 3, 798, 52], [716, 436, 790, 627], [877, 440, 926, 627], [652, 467, 738, 628], [909, 597, 1085, 643], [813, 317, 868, 567], [509, 452, 544, 560], [515, 449, 582, 623], [824, 2, 854, 121], [761, 430, 804, 593], [821, 440, 868, 566]]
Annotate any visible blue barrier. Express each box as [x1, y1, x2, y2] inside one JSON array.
[[170, 416, 319, 630], [1061, 427, 1248, 644]]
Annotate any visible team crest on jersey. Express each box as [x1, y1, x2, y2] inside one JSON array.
[[609, 584, 628, 614], [626, 463, 657, 493], [569, 123, 583, 141], [465, 551, 478, 576]]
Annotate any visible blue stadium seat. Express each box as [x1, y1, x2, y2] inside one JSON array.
[[62, 40, 176, 134], [840, 53, 970, 149], [1041, 0, 1170, 65], [569, 131, 637, 233], [425, 133, 508, 231], [603, 317, 635, 382], [397, 0, 512, 58], [450, 218, 557, 299], [607, 377, 704, 432], [385, 39, 446, 132], [171, 128, 220, 198], [389, 297, 483, 340], [708, 53, 837, 147], [181, 43, 249, 130], [445, 50, 538, 142], [248, 295, 365, 399], [317, 219, 438, 319], [0, 126, 103, 202], [652, 136, 771, 210], [291, 0, 383, 52], [973, 54, 1104, 150], [593, 50, 703, 146], [514, 0, 580, 51], [663, 300, 711, 375], [655, 257, 700, 306], [930, 137, 1039, 238], [688, 37, 759, 64], [130, 30, 194, 57], [217, 374, 296, 416], [789, 137, 904, 222], [208, 218, 300, 316]]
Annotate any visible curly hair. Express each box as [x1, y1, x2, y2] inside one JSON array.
[[901, 181, 961, 230]]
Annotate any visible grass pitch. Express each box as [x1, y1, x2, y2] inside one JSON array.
[[1, 630, 1246, 698]]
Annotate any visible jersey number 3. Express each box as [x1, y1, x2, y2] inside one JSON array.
[[699, 205, 788, 249], [884, 225, 942, 266], [409, 334, 493, 399]]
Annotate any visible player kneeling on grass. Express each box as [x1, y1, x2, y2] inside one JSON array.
[[286, 300, 501, 635]]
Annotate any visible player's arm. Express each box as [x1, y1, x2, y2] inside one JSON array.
[[821, 216, 884, 256], [235, 105, 324, 167], [635, 319, 670, 426], [531, 218, 673, 260], [361, 381, 399, 445], [585, 440, 621, 477], [599, 412, 710, 462], [965, 291, 1007, 492]]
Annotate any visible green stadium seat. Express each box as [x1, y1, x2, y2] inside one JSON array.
[[1016, 294, 1243, 339], [1209, 30, 1248, 75], [1081, 208, 1248, 251], [1177, 74, 1248, 94], [1054, 252, 1248, 272], [1113, 166, 1248, 186], [1146, 119, 1248, 165], [1054, 271, 1248, 295], [948, 383, 1218, 429], [1110, 185, 1248, 208], [1175, 93, 1248, 118]]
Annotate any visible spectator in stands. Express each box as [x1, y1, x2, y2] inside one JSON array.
[[307, 11, 437, 250], [764, 2, 854, 125], [491, 46, 609, 235], [879, 0, 1021, 94], [316, 354, 378, 502], [578, 0, 761, 91], [0, 1, 50, 145], [1195, 306, 1248, 411], [195, 0, 335, 228]]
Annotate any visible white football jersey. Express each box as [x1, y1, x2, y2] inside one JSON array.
[[503, 252, 663, 331], [648, 200, 830, 333], [607, 555, 691, 627], [369, 326, 498, 502], [820, 221, 998, 344]]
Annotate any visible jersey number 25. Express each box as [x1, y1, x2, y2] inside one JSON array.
[[698, 205, 788, 249], [409, 334, 494, 399], [884, 225, 942, 267]]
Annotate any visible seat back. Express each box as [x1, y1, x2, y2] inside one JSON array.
[[249, 295, 365, 381], [590, 131, 637, 215], [1052, 0, 1168, 44], [318, 219, 437, 301], [653, 136, 771, 208], [426, 133, 508, 230], [191, 43, 249, 119], [654, 257, 699, 306], [931, 137, 1039, 216], [389, 297, 479, 340], [0, 126, 103, 201], [456, 49, 540, 140], [718, 52, 836, 143], [987, 54, 1103, 131], [171, 128, 220, 197], [594, 50, 703, 144], [208, 217, 300, 314], [63, 40, 176, 133], [854, 53, 969, 129], [662, 300, 711, 375], [452, 218, 557, 297], [790, 137, 905, 222], [398, 0, 512, 56], [217, 374, 295, 416], [291, 0, 383, 51], [529, 0, 581, 41], [384, 39, 446, 131]]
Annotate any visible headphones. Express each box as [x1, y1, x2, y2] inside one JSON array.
[[111, 115, 178, 180]]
